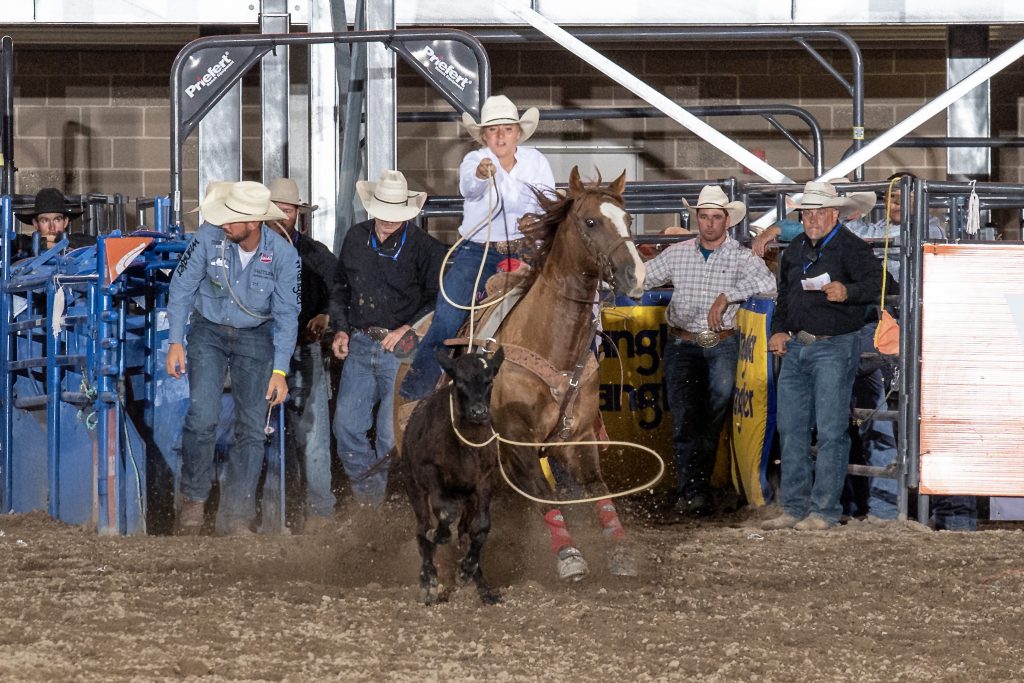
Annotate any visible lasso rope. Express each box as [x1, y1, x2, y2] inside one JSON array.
[[447, 393, 666, 506]]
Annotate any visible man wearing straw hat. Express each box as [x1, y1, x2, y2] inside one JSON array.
[[167, 180, 301, 535], [644, 185, 776, 518], [762, 180, 882, 531], [330, 170, 444, 507], [266, 178, 339, 532]]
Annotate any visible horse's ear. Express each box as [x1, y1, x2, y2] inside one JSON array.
[[608, 170, 627, 197], [568, 166, 585, 197]]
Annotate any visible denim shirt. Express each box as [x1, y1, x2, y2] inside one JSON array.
[[168, 222, 301, 372]]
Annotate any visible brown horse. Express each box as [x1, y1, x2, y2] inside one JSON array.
[[394, 166, 646, 581], [485, 166, 646, 581]]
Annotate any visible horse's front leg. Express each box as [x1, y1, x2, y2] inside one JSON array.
[[557, 442, 639, 578], [503, 441, 590, 582]]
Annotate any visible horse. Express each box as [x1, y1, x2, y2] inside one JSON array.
[[395, 166, 647, 582]]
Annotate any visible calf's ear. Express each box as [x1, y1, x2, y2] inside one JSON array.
[[436, 348, 456, 378], [489, 346, 505, 373]]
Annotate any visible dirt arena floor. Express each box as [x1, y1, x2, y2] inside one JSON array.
[[2, 501, 1023, 682]]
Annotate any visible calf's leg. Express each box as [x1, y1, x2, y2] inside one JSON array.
[[458, 486, 500, 605]]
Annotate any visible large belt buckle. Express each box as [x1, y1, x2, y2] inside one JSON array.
[[695, 329, 720, 348], [795, 330, 816, 345]]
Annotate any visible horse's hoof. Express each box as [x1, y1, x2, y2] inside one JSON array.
[[556, 546, 590, 582], [607, 544, 640, 577]]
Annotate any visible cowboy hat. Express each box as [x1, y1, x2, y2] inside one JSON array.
[[682, 185, 746, 228], [199, 181, 287, 227], [788, 180, 877, 219], [15, 187, 84, 225], [461, 95, 540, 145], [268, 178, 319, 212], [356, 170, 427, 223]]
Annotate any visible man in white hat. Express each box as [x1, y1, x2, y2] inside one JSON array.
[[762, 180, 882, 531], [329, 170, 444, 507], [643, 185, 776, 517], [166, 180, 301, 535], [265, 178, 339, 532], [399, 94, 555, 401]]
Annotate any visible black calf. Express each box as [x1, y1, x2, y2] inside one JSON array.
[[402, 348, 505, 605]]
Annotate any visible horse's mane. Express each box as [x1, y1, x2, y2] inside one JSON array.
[[519, 172, 623, 288]]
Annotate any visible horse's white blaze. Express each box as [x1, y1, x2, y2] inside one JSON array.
[[600, 201, 646, 294]]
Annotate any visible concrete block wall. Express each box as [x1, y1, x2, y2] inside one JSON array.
[[6, 35, 1024, 234]]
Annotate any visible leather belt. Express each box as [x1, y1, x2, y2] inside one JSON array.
[[489, 238, 526, 255], [669, 327, 736, 348], [793, 330, 832, 345], [355, 325, 392, 343]]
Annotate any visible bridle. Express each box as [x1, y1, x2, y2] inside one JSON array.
[[569, 196, 634, 293]]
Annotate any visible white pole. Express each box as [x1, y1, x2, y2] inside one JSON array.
[[499, 1, 792, 185], [750, 35, 1024, 229]]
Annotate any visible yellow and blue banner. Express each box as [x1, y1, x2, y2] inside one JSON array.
[[731, 297, 776, 506]]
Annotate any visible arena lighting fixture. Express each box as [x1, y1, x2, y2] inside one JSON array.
[[919, 243, 1024, 496]]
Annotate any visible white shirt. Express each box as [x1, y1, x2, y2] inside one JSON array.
[[644, 236, 777, 332], [458, 146, 555, 242]]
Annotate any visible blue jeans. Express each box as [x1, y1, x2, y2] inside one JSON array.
[[663, 334, 738, 501], [400, 241, 504, 400], [333, 331, 401, 506], [287, 342, 335, 518], [180, 315, 273, 532], [776, 332, 859, 524], [932, 496, 977, 531], [853, 324, 899, 519]]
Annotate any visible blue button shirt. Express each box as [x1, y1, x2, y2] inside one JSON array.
[[167, 222, 301, 372]]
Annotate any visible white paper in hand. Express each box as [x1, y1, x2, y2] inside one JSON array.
[[801, 273, 831, 291]]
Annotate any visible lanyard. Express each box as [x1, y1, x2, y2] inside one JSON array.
[[370, 223, 408, 261], [801, 224, 840, 274]]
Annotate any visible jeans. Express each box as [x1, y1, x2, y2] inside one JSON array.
[[333, 331, 401, 506], [286, 342, 335, 518], [853, 324, 899, 519], [400, 241, 504, 400], [663, 335, 739, 501], [180, 315, 273, 532], [932, 495, 977, 531], [776, 331, 859, 524]]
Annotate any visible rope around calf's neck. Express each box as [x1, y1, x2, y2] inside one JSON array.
[[447, 394, 666, 506]]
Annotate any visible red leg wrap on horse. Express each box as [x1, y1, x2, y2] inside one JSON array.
[[543, 508, 575, 554], [595, 498, 626, 541]]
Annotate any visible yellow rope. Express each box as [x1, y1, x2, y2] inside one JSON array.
[[879, 176, 900, 308]]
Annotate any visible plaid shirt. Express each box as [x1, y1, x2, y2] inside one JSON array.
[[644, 236, 777, 332]]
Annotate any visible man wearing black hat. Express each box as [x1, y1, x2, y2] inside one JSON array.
[[14, 187, 94, 257]]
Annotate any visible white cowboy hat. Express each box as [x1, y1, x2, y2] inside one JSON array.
[[461, 95, 540, 145], [268, 178, 318, 212], [682, 185, 746, 227], [356, 170, 427, 223], [200, 181, 287, 227], [788, 180, 877, 219]]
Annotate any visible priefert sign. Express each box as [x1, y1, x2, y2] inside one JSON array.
[[185, 51, 236, 99], [421, 45, 472, 91]]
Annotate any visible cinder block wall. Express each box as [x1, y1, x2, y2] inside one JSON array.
[[7, 34, 1024, 234]]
